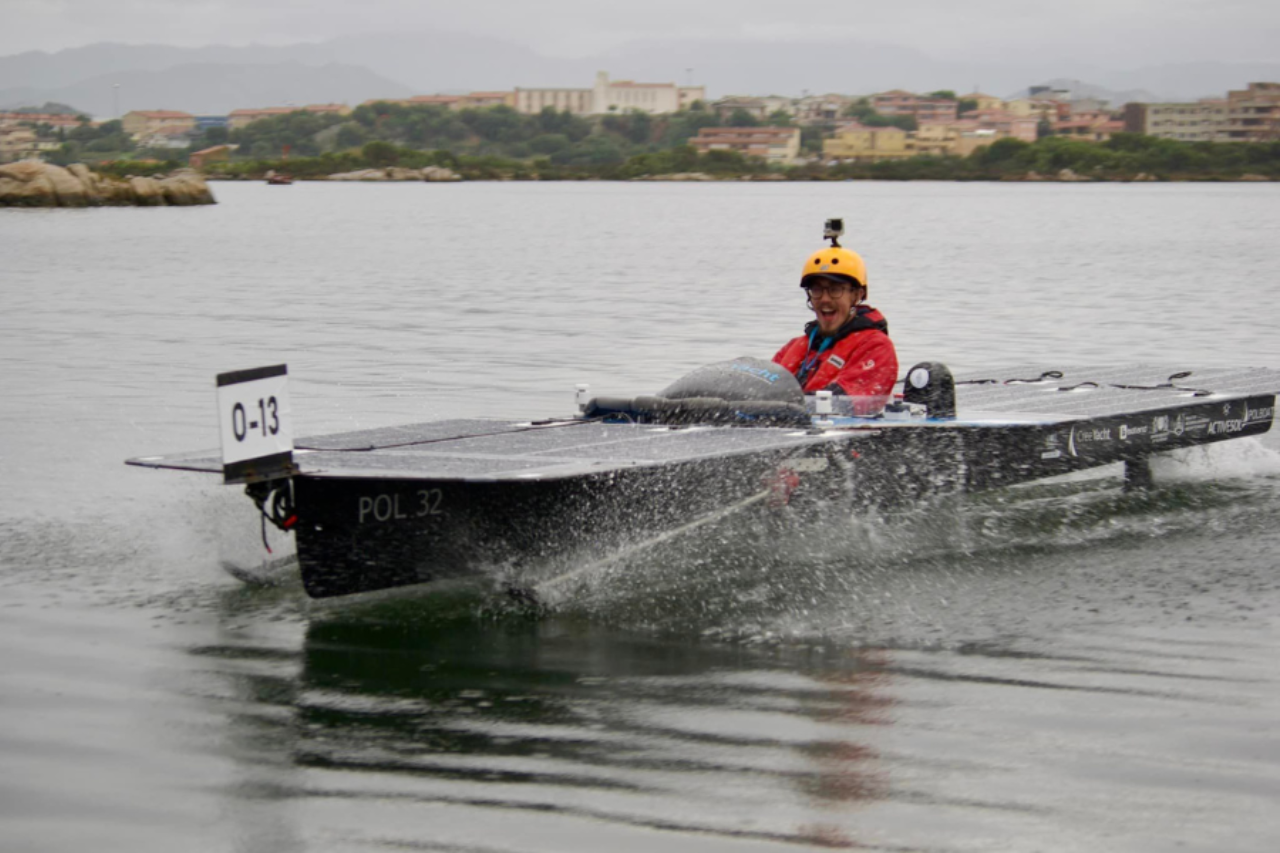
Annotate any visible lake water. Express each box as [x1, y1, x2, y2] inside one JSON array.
[[3, 180, 1280, 852]]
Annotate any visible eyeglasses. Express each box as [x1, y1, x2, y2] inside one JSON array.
[[804, 282, 853, 298]]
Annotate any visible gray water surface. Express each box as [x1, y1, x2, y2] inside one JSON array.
[[3, 181, 1280, 852]]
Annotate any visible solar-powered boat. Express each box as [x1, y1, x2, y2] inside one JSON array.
[[126, 358, 1278, 600]]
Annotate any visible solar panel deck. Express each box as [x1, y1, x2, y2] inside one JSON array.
[[127, 365, 1280, 482]]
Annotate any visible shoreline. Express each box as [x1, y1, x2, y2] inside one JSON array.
[[204, 171, 1277, 184]]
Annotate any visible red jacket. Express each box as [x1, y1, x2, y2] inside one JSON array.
[[773, 306, 899, 414]]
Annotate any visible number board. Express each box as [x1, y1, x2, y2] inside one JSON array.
[[215, 364, 294, 483]]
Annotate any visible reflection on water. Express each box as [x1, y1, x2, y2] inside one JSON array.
[[138, 467, 1280, 851], [190, 591, 897, 849]]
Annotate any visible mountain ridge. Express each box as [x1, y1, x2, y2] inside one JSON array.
[[3, 34, 1277, 117]]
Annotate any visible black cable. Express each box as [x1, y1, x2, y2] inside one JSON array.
[[1005, 370, 1064, 384]]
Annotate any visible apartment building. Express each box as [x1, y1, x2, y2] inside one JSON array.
[[0, 126, 38, 162], [691, 126, 802, 164], [1005, 98, 1070, 122], [793, 94, 854, 125], [369, 92, 517, 110], [870, 90, 958, 123], [959, 92, 1004, 112], [1123, 100, 1229, 141], [513, 87, 593, 115], [121, 110, 196, 139], [822, 122, 910, 161], [0, 111, 87, 129], [912, 122, 1011, 157], [515, 72, 704, 116], [1225, 82, 1280, 142], [954, 111, 1038, 142]]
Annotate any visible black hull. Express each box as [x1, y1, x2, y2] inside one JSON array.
[[293, 445, 830, 599]]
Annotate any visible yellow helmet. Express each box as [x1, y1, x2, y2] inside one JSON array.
[[800, 246, 867, 291]]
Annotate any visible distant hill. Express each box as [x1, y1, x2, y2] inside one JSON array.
[[3, 34, 1278, 117], [2, 101, 88, 115], [0, 61, 414, 118]]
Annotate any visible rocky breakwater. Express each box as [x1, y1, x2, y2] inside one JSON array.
[[326, 166, 462, 182], [0, 160, 215, 207]]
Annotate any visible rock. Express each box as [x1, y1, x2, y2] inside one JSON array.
[[98, 178, 137, 204], [0, 159, 215, 207], [421, 166, 462, 182], [1057, 168, 1089, 182], [327, 166, 462, 182], [1022, 171, 1045, 182], [327, 168, 390, 181], [739, 173, 786, 181], [129, 176, 165, 206], [0, 160, 57, 206], [158, 169, 215, 205], [67, 163, 100, 198], [633, 172, 715, 181], [45, 163, 92, 206], [1239, 173, 1270, 182]]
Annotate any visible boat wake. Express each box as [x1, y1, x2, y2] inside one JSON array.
[[197, 438, 1280, 647], [519, 438, 1280, 643]]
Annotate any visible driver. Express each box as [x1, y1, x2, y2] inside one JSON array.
[[772, 241, 898, 415]]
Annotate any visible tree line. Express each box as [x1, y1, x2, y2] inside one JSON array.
[[204, 131, 1279, 183], [23, 100, 1280, 181]]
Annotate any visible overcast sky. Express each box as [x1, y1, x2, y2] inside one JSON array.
[[4, 0, 1279, 68]]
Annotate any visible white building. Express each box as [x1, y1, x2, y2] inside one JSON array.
[[515, 72, 704, 116]]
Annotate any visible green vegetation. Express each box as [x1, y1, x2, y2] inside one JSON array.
[[967, 133, 1280, 180], [42, 119, 139, 166], [205, 102, 762, 166], [184, 101, 796, 177], [34, 100, 1274, 183], [200, 132, 1280, 183]]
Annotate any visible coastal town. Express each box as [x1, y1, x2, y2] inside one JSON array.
[[1, 70, 1278, 181]]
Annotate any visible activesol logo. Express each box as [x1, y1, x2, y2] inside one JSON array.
[[731, 363, 780, 383]]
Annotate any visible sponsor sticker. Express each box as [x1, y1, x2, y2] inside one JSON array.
[[1244, 404, 1274, 425], [1119, 423, 1149, 440], [1150, 414, 1171, 442]]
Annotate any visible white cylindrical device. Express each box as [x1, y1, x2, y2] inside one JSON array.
[[815, 390, 833, 415], [575, 383, 590, 413]]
